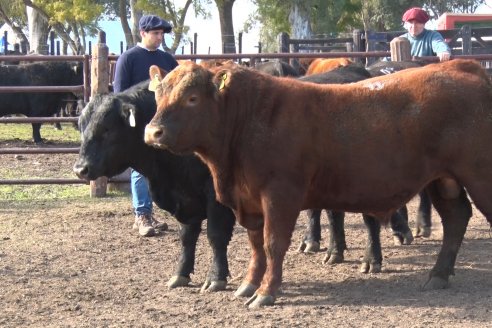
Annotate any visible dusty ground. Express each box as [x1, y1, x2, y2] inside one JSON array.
[[1, 135, 492, 328]]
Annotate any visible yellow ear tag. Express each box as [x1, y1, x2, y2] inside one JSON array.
[[129, 108, 136, 127], [219, 74, 227, 90], [148, 74, 160, 92]]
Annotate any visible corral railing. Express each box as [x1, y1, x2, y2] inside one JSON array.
[[3, 39, 492, 192]]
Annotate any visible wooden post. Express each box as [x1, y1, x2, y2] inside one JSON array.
[[49, 31, 55, 55], [352, 29, 363, 64], [277, 32, 290, 63], [390, 37, 412, 62], [90, 31, 110, 197], [461, 25, 472, 55], [193, 33, 197, 55]]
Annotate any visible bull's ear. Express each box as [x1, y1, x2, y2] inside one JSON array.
[[148, 65, 167, 92], [213, 69, 231, 92]]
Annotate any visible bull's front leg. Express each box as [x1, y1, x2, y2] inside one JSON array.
[[245, 197, 300, 308], [234, 228, 266, 298], [360, 214, 383, 273], [201, 204, 235, 293], [167, 221, 201, 288]]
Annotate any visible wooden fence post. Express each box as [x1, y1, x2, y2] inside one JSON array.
[[90, 31, 109, 198], [461, 25, 472, 55], [390, 37, 412, 62], [278, 32, 290, 63]]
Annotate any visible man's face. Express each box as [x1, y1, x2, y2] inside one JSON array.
[[405, 20, 425, 37], [140, 29, 165, 50]]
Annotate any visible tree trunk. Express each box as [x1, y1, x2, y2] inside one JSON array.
[[118, 0, 133, 49], [216, 0, 236, 53], [130, 0, 142, 45], [26, 6, 49, 54], [288, 1, 312, 40]]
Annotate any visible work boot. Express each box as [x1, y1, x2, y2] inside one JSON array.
[[133, 214, 157, 237]]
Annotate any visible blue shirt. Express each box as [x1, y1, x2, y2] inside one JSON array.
[[401, 29, 451, 57], [113, 45, 178, 92]]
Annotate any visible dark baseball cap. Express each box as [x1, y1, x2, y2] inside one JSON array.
[[138, 15, 172, 33]]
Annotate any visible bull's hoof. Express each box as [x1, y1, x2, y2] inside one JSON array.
[[393, 231, 414, 246], [322, 252, 343, 265], [167, 275, 191, 288], [244, 293, 276, 308], [200, 278, 227, 293], [360, 262, 382, 274], [234, 282, 258, 298], [416, 226, 431, 238], [422, 276, 449, 290]]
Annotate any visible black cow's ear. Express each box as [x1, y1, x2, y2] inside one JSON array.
[[122, 104, 137, 128]]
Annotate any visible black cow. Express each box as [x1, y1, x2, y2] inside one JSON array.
[[296, 64, 432, 272], [0, 61, 83, 143], [254, 60, 299, 77], [366, 60, 426, 77], [72, 80, 235, 292]]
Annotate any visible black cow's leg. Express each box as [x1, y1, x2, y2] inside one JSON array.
[[32, 123, 43, 143], [390, 206, 414, 245], [415, 190, 433, 237], [297, 209, 321, 253], [201, 203, 235, 293], [360, 214, 382, 273], [168, 221, 202, 288], [323, 210, 346, 264], [423, 182, 471, 290]]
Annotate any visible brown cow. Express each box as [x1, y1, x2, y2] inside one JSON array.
[[305, 57, 353, 75], [145, 59, 492, 308]]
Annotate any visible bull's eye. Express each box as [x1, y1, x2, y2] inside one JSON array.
[[188, 95, 198, 105]]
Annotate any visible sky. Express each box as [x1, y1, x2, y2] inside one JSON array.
[[95, 0, 260, 55]]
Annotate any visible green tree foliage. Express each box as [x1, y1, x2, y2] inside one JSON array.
[[253, 0, 486, 52]]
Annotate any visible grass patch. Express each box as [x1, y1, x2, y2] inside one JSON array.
[[0, 122, 80, 143], [0, 184, 129, 201]]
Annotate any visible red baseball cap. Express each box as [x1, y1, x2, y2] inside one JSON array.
[[402, 7, 430, 24]]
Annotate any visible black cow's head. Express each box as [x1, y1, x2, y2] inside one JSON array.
[[73, 82, 155, 180]]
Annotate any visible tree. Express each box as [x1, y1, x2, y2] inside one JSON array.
[[214, 0, 236, 53]]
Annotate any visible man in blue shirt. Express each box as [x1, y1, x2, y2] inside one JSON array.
[[113, 15, 179, 237], [400, 7, 451, 62]]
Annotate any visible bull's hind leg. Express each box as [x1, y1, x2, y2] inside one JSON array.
[[423, 180, 471, 290], [323, 210, 346, 264], [297, 209, 322, 253], [234, 228, 266, 298]]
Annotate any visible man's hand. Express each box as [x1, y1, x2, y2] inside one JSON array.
[[438, 52, 451, 61]]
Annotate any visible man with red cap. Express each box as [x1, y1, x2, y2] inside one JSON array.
[[401, 7, 451, 61]]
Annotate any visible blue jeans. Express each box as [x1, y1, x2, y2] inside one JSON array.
[[131, 169, 152, 216]]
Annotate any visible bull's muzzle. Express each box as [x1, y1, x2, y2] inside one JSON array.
[[144, 124, 165, 148]]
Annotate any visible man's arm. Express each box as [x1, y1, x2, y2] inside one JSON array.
[[113, 55, 131, 93]]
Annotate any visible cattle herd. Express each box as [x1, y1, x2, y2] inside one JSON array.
[[3, 55, 491, 309]]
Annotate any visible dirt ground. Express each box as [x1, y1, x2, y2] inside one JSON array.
[[1, 137, 492, 328]]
